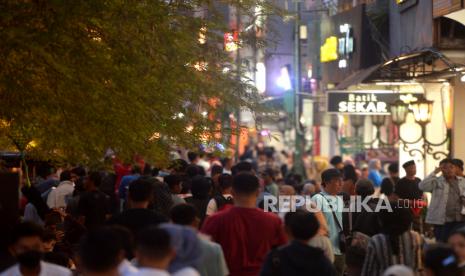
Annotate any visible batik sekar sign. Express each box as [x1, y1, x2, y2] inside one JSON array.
[[327, 90, 424, 115]]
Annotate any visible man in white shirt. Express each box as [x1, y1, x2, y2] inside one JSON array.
[[206, 174, 234, 216], [47, 170, 74, 209], [135, 227, 175, 276], [1, 222, 71, 276]]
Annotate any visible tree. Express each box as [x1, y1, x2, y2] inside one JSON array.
[[0, 0, 278, 165]]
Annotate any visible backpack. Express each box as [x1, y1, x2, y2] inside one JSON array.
[[213, 195, 234, 211]]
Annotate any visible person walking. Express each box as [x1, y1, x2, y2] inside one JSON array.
[[419, 158, 465, 242]]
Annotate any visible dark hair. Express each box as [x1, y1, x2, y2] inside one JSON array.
[[233, 173, 259, 195], [452, 159, 464, 171], [129, 178, 153, 202], [424, 244, 460, 276], [211, 165, 223, 177], [136, 226, 172, 260], [168, 159, 188, 173], [71, 166, 86, 177], [164, 175, 181, 189], [388, 163, 399, 174], [284, 210, 319, 240], [379, 204, 412, 254], [60, 170, 72, 182], [42, 230, 56, 242], [109, 225, 135, 260], [440, 158, 455, 166], [221, 157, 232, 167], [355, 179, 374, 198], [21, 186, 50, 220], [218, 174, 233, 190], [345, 246, 366, 269], [143, 163, 152, 176], [321, 169, 342, 186], [170, 204, 197, 226], [262, 168, 275, 179], [187, 152, 198, 163], [78, 227, 123, 273], [10, 222, 44, 245], [330, 156, 343, 166], [190, 176, 212, 199], [132, 165, 142, 175], [234, 161, 253, 174], [87, 171, 102, 187], [343, 165, 358, 183]]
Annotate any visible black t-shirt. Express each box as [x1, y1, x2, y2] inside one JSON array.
[[78, 190, 110, 229], [395, 177, 423, 200], [107, 208, 167, 236], [381, 176, 400, 196]]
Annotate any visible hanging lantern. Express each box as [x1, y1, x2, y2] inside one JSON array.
[[371, 115, 386, 128], [410, 97, 434, 125], [390, 100, 409, 125], [350, 115, 365, 129]]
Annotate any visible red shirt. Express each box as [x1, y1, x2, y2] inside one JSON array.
[[201, 207, 287, 276]]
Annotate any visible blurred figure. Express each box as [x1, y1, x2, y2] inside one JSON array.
[[301, 181, 316, 196], [330, 156, 344, 171], [262, 168, 278, 198], [448, 228, 465, 273], [164, 175, 186, 206], [22, 186, 51, 226], [367, 159, 382, 191], [380, 163, 399, 198], [206, 174, 234, 216], [78, 171, 111, 230], [2, 222, 71, 276], [46, 170, 74, 209], [424, 244, 460, 276], [260, 210, 337, 276], [135, 227, 175, 276], [452, 159, 464, 177], [185, 176, 212, 226], [382, 265, 414, 276], [171, 204, 229, 276], [342, 165, 358, 198], [396, 161, 422, 200]]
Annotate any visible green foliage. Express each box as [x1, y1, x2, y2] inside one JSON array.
[[0, 0, 278, 165]]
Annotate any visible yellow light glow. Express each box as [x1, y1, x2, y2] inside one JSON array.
[[441, 83, 453, 129], [320, 36, 338, 63], [198, 27, 207, 44]]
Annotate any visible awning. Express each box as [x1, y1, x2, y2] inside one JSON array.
[[445, 9, 465, 27], [335, 64, 381, 89]]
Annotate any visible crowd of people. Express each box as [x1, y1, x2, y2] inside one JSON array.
[[1, 147, 465, 276]]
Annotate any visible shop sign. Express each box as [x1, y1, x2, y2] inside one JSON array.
[[321, 23, 354, 68], [327, 90, 423, 115], [320, 36, 338, 62]]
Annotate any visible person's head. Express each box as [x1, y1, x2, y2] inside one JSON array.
[[403, 160, 416, 177], [330, 156, 344, 170], [388, 162, 399, 178], [158, 223, 201, 273], [261, 168, 275, 185], [9, 222, 44, 269], [110, 225, 135, 261], [301, 182, 316, 196], [360, 165, 369, 179], [164, 174, 182, 194], [448, 228, 465, 265], [234, 161, 253, 175], [284, 210, 319, 242], [218, 174, 233, 193], [210, 165, 223, 178], [379, 204, 412, 236], [321, 169, 343, 195], [221, 157, 233, 169], [71, 166, 86, 182], [232, 173, 260, 202], [168, 159, 188, 174], [131, 165, 142, 175], [355, 179, 374, 199], [424, 244, 460, 276], [60, 170, 72, 182], [42, 230, 57, 252], [78, 227, 125, 276], [343, 164, 358, 184], [143, 163, 152, 176], [135, 226, 175, 270], [279, 184, 296, 196], [440, 158, 457, 179], [369, 159, 381, 171], [190, 175, 212, 199], [170, 204, 199, 229], [452, 159, 464, 177], [345, 246, 366, 276], [187, 151, 199, 164], [128, 178, 154, 208], [84, 171, 101, 191]]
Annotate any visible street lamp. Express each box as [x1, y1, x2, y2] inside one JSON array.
[[371, 115, 386, 128], [390, 100, 409, 125], [410, 97, 433, 125], [350, 115, 364, 136]]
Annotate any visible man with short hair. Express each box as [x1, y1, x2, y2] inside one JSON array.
[[262, 168, 278, 198], [46, 170, 74, 209], [396, 160, 423, 200], [164, 174, 186, 205], [118, 165, 142, 206], [188, 152, 199, 165], [171, 204, 229, 276], [380, 162, 399, 197], [260, 210, 337, 276], [201, 173, 287, 276], [78, 171, 110, 230], [108, 178, 167, 236], [420, 158, 465, 242], [312, 169, 345, 275], [452, 158, 464, 177], [1, 222, 71, 276], [78, 227, 125, 276], [330, 156, 344, 171], [134, 227, 174, 276], [206, 174, 234, 216]]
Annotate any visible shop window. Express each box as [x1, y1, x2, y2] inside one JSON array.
[[434, 17, 465, 49]]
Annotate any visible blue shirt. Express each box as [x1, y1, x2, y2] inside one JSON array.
[[119, 174, 140, 200], [312, 191, 344, 255], [368, 170, 382, 187]]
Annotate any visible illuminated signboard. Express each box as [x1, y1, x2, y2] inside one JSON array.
[[321, 23, 354, 68], [320, 36, 338, 62], [224, 31, 239, 52], [327, 91, 424, 115]]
